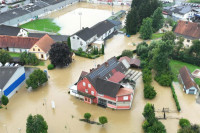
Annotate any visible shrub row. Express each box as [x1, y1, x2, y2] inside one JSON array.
[[171, 84, 181, 111], [154, 72, 173, 87], [74, 51, 100, 59]]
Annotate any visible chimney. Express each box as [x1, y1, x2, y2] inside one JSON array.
[[97, 64, 100, 68], [105, 62, 109, 67]]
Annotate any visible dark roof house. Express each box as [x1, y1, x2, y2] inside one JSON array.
[[28, 33, 68, 42], [0, 25, 23, 36], [73, 27, 96, 41]]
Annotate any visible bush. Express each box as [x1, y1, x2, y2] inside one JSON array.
[[47, 64, 54, 70], [121, 50, 133, 58], [144, 85, 157, 99], [154, 72, 173, 87], [171, 84, 181, 111], [20, 52, 39, 65], [84, 113, 91, 121], [179, 118, 191, 128]]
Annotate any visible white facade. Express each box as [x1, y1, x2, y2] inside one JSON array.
[[17, 29, 28, 37], [2, 67, 25, 99], [173, 11, 194, 21], [97, 27, 115, 41], [8, 47, 29, 53]]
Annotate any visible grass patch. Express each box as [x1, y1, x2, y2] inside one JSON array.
[[9, 52, 21, 57], [187, 0, 200, 3], [151, 33, 164, 40], [169, 60, 200, 81], [37, 61, 45, 66], [20, 19, 61, 33]]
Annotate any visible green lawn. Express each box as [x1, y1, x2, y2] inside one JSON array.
[[188, 0, 200, 3], [151, 33, 164, 40], [20, 19, 61, 33], [169, 60, 200, 81], [9, 52, 21, 57], [37, 61, 45, 66]]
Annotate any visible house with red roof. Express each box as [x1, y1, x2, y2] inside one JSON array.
[[70, 57, 134, 110], [174, 20, 200, 48], [119, 56, 141, 68], [179, 66, 198, 94]]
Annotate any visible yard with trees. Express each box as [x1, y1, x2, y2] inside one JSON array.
[[0, 50, 12, 64], [49, 42, 72, 67], [26, 114, 48, 133], [26, 69, 48, 89]]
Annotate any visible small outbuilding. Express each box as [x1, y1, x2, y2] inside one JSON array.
[[179, 66, 198, 95]]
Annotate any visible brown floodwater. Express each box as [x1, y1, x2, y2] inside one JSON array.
[[1, 2, 200, 133]]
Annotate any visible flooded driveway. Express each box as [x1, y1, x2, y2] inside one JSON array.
[[0, 2, 200, 133]]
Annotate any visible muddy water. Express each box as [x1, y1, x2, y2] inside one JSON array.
[[1, 2, 200, 133]]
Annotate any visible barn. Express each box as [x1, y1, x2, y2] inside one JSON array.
[[0, 66, 25, 99]]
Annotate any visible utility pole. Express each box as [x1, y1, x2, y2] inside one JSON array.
[[78, 12, 82, 30]]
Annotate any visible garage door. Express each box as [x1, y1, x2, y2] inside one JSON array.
[[189, 90, 195, 94]]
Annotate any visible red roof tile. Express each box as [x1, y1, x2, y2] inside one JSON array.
[[116, 88, 133, 96], [174, 20, 200, 39], [108, 71, 125, 83], [0, 35, 39, 49]]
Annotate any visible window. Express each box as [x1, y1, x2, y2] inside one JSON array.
[[80, 41, 83, 46], [33, 48, 35, 51], [83, 82, 86, 86], [91, 91, 94, 95], [85, 89, 88, 93], [123, 96, 128, 100], [88, 84, 91, 88], [73, 37, 75, 39], [41, 54, 43, 58], [77, 37, 79, 40], [38, 49, 40, 51], [108, 101, 116, 105], [187, 39, 190, 42]]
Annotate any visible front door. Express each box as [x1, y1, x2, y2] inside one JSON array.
[[98, 98, 107, 107]]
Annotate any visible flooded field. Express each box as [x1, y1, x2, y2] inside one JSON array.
[[1, 2, 200, 133]]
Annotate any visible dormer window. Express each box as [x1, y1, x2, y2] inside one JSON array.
[[38, 49, 40, 51]]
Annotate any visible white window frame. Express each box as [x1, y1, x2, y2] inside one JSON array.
[[83, 82, 86, 86], [123, 96, 128, 100], [88, 84, 91, 88], [91, 91, 94, 95], [85, 89, 88, 93]]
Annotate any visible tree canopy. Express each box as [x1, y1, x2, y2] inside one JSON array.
[[26, 69, 48, 89], [99, 116, 108, 126], [140, 17, 153, 40], [152, 7, 164, 32], [84, 113, 91, 121], [161, 31, 176, 44], [1, 95, 9, 107], [0, 50, 12, 64], [49, 42, 72, 67], [26, 114, 48, 133], [121, 50, 133, 58], [20, 52, 39, 65]]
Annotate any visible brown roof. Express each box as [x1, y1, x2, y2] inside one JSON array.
[[108, 71, 125, 83], [119, 56, 131, 64], [78, 71, 88, 82], [130, 59, 141, 67], [179, 66, 198, 90], [34, 34, 55, 53], [174, 20, 200, 39], [116, 88, 133, 97], [0, 35, 39, 49]]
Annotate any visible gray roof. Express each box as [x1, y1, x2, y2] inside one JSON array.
[[28, 33, 68, 42], [0, 24, 21, 36], [0, 67, 18, 89], [91, 20, 115, 37], [41, 0, 65, 5], [73, 27, 96, 41], [96, 78, 121, 98], [107, 19, 122, 26], [163, 5, 192, 16]]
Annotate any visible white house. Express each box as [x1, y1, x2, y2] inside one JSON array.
[[0, 66, 25, 99], [0, 24, 28, 37], [71, 20, 115, 52], [179, 66, 198, 95]]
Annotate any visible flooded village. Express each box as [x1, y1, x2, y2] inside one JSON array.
[[0, 0, 200, 133]]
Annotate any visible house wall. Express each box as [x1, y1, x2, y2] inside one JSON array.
[[97, 27, 115, 41], [186, 86, 198, 94], [17, 29, 28, 37], [77, 78, 97, 103], [29, 44, 48, 60], [70, 35, 88, 51], [8, 47, 29, 53], [117, 94, 131, 102], [172, 11, 194, 21], [2, 67, 25, 99], [175, 37, 193, 48]]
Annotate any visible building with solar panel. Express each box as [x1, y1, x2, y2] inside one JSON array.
[[69, 56, 135, 110]]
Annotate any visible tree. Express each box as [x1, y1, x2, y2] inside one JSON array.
[[84, 113, 91, 122], [67, 37, 71, 51], [49, 42, 72, 67], [99, 116, 108, 127], [189, 40, 200, 58], [144, 85, 157, 99], [102, 44, 104, 54], [140, 17, 153, 40], [179, 118, 191, 128], [0, 50, 12, 64], [152, 7, 164, 32], [1, 95, 9, 109], [178, 124, 200, 133], [175, 37, 184, 55], [142, 103, 156, 123], [147, 121, 166, 133], [125, 7, 139, 35], [20, 52, 39, 65], [161, 31, 176, 44], [136, 42, 149, 59], [121, 50, 133, 58], [26, 114, 48, 133], [26, 69, 48, 89]]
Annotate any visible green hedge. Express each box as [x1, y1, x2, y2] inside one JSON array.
[[171, 84, 181, 111], [74, 51, 100, 59], [47, 64, 55, 70]]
